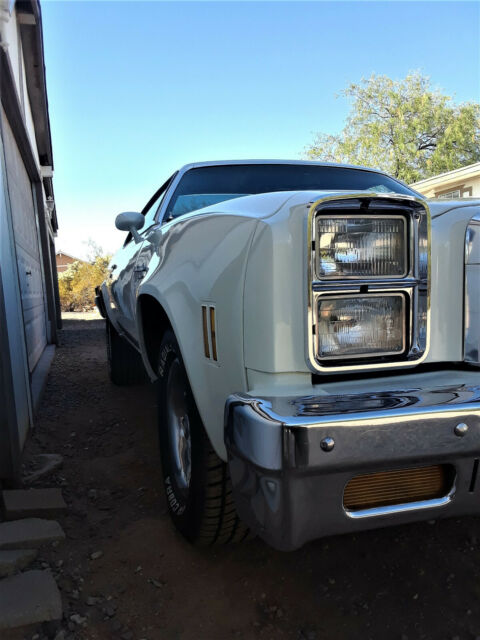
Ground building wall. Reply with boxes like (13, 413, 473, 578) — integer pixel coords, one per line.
(56, 252, 83, 273)
(3, 108, 48, 370)
(2, 4, 41, 171)
(411, 164, 480, 199)
(0, 0, 59, 480)
(0, 125, 32, 468)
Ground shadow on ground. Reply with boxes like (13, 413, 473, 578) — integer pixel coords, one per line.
(8, 318, 480, 639)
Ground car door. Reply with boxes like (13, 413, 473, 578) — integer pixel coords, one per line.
(107, 175, 175, 341)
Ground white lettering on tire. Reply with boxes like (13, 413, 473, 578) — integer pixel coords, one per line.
(164, 475, 185, 515)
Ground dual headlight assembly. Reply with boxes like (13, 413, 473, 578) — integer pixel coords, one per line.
(308, 197, 430, 372)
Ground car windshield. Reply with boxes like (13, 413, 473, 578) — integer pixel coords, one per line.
(165, 164, 419, 218)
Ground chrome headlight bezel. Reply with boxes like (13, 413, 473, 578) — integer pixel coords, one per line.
(306, 193, 430, 374)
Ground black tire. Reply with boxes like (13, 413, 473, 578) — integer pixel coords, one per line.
(106, 318, 147, 386)
(157, 330, 249, 545)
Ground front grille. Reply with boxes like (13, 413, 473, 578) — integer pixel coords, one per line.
(343, 465, 453, 512)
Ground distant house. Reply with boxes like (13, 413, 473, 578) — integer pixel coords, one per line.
(56, 250, 85, 273)
(411, 162, 480, 199)
(0, 0, 60, 481)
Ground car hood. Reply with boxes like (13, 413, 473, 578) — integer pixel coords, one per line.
(427, 198, 480, 219)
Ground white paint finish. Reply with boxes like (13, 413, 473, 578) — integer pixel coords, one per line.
(1, 6, 43, 173)
(108, 238, 145, 337)
(247, 367, 480, 400)
(134, 214, 258, 457)
(2, 112, 46, 371)
(1, 8, 21, 99)
(428, 199, 480, 219)
(243, 195, 316, 373)
(0, 108, 32, 448)
(427, 204, 480, 362)
(243, 193, 480, 374)
(104, 164, 480, 461)
(21, 53, 40, 169)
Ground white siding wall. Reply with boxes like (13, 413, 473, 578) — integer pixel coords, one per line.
(2, 109, 47, 370)
(0, 118, 32, 448)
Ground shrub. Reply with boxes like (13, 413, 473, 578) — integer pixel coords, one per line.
(58, 254, 110, 312)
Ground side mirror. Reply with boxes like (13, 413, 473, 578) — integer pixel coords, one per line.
(115, 211, 144, 244)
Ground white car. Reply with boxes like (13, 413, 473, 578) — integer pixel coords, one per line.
(97, 160, 480, 550)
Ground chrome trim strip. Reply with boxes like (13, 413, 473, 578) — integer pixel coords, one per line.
(312, 277, 420, 290)
(345, 493, 453, 519)
(464, 214, 480, 366)
(238, 382, 480, 427)
(306, 193, 431, 374)
(465, 214, 480, 264)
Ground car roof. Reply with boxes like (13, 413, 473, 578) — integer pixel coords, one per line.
(180, 159, 388, 175)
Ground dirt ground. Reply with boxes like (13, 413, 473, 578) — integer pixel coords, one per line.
(7, 317, 480, 640)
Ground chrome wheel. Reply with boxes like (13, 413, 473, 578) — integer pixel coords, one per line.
(166, 358, 192, 491)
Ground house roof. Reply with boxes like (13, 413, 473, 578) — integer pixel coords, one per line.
(56, 250, 83, 262)
(411, 162, 480, 189)
(15, 0, 58, 233)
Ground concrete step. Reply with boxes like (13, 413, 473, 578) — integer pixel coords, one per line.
(0, 518, 65, 550)
(0, 549, 37, 578)
(0, 570, 62, 629)
(2, 488, 67, 520)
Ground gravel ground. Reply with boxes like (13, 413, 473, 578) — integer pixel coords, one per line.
(7, 317, 480, 639)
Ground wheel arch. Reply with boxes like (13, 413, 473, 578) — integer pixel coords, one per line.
(137, 293, 173, 380)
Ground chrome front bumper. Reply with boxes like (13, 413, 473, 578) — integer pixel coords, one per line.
(224, 382, 480, 550)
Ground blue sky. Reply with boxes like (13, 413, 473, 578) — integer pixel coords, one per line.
(41, 0, 480, 258)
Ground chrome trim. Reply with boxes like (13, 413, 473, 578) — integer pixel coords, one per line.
(225, 381, 480, 550)
(230, 382, 480, 427)
(306, 193, 431, 374)
(345, 493, 453, 519)
(465, 215, 480, 366)
(314, 291, 407, 361)
(465, 214, 480, 264)
(314, 213, 408, 280)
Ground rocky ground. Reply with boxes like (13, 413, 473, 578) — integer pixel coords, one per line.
(4, 316, 480, 640)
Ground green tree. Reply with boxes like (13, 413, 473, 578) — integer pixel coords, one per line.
(305, 72, 480, 184)
(58, 245, 111, 312)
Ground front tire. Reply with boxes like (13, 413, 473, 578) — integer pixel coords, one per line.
(157, 330, 249, 545)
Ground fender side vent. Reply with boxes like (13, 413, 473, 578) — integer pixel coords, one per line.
(202, 306, 210, 358)
(344, 464, 454, 512)
(209, 307, 218, 361)
(202, 305, 218, 362)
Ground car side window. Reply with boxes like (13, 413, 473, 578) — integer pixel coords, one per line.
(139, 190, 167, 234)
(123, 173, 177, 246)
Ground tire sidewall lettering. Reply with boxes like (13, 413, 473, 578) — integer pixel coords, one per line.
(158, 343, 175, 379)
(164, 475, 186, 516)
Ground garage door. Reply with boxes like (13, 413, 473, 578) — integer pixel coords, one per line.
(2, 109, 47, 371)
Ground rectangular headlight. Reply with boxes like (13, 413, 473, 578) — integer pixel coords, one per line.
(317, 294, 406, 360)
(316, 215, 407, 279)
